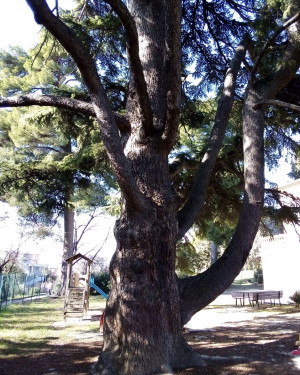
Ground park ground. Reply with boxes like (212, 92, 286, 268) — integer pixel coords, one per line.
(0, 291, 300, 375)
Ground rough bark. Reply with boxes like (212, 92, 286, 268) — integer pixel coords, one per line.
(94, 148, 205, 374)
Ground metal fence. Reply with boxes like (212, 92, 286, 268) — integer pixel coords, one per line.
(0, 273, 48, 310)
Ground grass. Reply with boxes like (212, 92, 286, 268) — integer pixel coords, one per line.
(0, 295, 106, 358)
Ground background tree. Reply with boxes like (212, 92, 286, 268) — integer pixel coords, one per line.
(0, 38, 116, 293)
(0, 248, 21, 274)
(0, 0, 300, 374)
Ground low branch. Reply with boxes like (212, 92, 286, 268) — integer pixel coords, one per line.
(0, 94, 130, 132)
(0, 93, 95, 115)
(254, 99, 300, 112)
(177, 33, 251, 239)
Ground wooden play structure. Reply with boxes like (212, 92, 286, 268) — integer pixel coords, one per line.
(63, 253, 92, 319)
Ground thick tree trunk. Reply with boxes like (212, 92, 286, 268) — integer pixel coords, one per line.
(93, 151, 204, 374)
(18, 1, 300, 374)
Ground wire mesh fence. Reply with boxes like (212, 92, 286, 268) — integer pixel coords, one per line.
(0, 273, 49, 310)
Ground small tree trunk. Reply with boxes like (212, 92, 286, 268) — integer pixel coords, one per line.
(59, 202, 75, 295)
(58, 139, 75, 296)
(210, 241, 218, 265)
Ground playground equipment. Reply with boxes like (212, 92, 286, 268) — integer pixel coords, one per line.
(90, 276, 108, 332)
(63, 253, 92, 319)
(63, 253, 109, 320)
(90, 276, 108, 299)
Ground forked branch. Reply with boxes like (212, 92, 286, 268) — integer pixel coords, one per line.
(251, 11, 300, 80)
(254, 99, 300, 113)
(25, 0, 148, 212)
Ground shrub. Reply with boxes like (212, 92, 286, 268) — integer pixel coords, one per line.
(254, 268, 263, 284)
(289, 290, 300, 307)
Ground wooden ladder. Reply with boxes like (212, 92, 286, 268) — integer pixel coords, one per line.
(64, 287, 87, 319)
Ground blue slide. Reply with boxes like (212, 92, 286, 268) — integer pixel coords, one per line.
(90, 277, 109, 299)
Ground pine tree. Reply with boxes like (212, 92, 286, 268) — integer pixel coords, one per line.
(0, 0, 299, 373)
(0, 37, 115, 293)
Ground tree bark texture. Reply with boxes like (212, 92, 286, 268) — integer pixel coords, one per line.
(95, 149, 204, 374)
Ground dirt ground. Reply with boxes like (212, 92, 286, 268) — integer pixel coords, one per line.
(1, 303, 300, 375)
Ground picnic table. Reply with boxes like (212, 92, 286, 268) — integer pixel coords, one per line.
(231, 290, 283, 307)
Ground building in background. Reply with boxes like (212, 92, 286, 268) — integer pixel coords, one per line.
(261, 178, 300, 303)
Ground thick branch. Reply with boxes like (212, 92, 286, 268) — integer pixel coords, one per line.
(255, 99, 300, 112)
(0, 94, 130, 132)
(25, 0, 148, 212)
(251, 11, 300, 79)
(178, 4, 300, 323)
(177, 34, 251, 239)
(102, 0, 153, 136)
(169, 155, 197, 179)
(162, 0, 182, 150)
(256, 10, 300, 98)
(179, 86, 265, 325)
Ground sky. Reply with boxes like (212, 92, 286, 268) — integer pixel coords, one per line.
(0, 1, 76, 50)
(0, 1, 296, 270)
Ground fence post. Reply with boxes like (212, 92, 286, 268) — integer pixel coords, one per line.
(31, 275, 35, 301)
(22, 274, 27, 302)
(11, 273, 16, 300)
(0, 273, 3, 311)
(7, 274, 11, 305)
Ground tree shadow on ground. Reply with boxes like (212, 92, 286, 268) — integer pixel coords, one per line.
(176, 311, 300, 375)
(1, 305, 299, 375)
(0, 339, 102, 375)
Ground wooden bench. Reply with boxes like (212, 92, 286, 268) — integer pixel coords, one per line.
(249, 291, 283, 307)
(231, 290, 283, 307)
(231, 291, 247, 306)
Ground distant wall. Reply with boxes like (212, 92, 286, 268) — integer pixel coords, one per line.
(261, 235, 300, 302)
(261, 233, 300, 303)
(261, 178, 300, 303)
